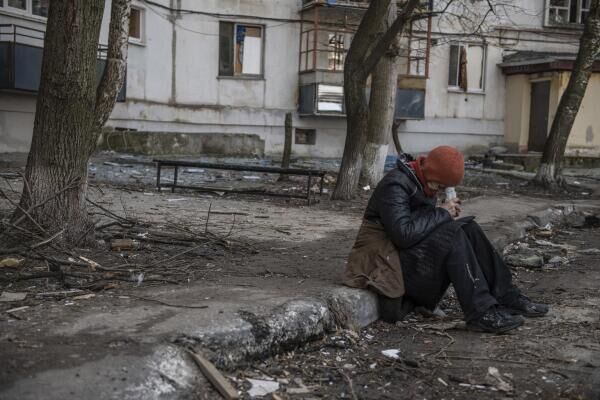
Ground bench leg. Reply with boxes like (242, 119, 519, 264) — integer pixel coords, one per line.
(307, 173, 312, 206)
(156, 164, 162, 190)
(172, 166, 178, 193)
(319, 175, 324, 195)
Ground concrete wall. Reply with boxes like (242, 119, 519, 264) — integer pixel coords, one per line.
(503, 72, 600, 154)
(560, 73, 600, 154)
(0, 0, 595, 158)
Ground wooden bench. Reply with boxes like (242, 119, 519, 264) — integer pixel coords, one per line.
(153, 159, 328, 205)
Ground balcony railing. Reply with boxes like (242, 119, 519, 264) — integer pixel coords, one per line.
(0, 24, 125, 100)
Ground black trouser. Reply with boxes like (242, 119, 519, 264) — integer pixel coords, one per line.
(381, 221, 521, 322)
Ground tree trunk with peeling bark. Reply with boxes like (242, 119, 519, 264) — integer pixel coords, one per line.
(533, 0, 600, 188)
(360, 1, 401, 188)
(15, 0, 131, 242)
(332, 0, 420, 200)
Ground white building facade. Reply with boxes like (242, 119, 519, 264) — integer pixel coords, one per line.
(0, 0, 595, 158)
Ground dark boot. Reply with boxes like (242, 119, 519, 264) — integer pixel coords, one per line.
(379, 295, 415, 323)
(500, 294, 549, 317)
(467, 306, 524, 334)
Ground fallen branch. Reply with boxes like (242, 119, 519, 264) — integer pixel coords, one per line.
(128, 295, 208, 309)
(187, 350, 239, 400)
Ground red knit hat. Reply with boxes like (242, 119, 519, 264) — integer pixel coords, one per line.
(422, 146, 464, 187)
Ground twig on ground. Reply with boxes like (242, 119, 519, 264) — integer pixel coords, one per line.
(205, 202, 212, 234)
(127, 294, 208, 309)
(339, 369, 358, 400)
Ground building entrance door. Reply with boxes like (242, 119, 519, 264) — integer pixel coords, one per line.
(528, 81, 551, 152)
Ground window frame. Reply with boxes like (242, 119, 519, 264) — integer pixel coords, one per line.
(128, 5, 145, 45)
(218, 21, 265, 79)
(0, 0, 48, 20)
(545, 0, 589, 27)
(447, 42, 487, 94)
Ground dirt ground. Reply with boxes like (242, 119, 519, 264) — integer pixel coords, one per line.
(231, 227, 600, 400)
(1, 153, 599, 399)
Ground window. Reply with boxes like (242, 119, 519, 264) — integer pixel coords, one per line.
(219, 22, 264, 77)
(328, 33, 345, 71)
(317, 84, 343, 113)
(547, 0, 590, 25)
(298, 83, 344, 115)
(7, 0, 25, 10)
(1, 0, 48, 16)
(32, 0, 48, 17)
(129, 7, 143, 42)
(295, 128, 316, 145)
(448, 43, 486, 92)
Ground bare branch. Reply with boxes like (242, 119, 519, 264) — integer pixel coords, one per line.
(94, 0, 131, 134)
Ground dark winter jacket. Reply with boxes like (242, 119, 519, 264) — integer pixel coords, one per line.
(343, 158, 453, 298)
(363, 159, 452, 249)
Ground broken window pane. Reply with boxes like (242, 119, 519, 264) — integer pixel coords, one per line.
(295, 129, 317, 145)
(129, 8, 142, 40)
(317, 84, 343, 113)
(7, 0, 26, 10)
(467, 45, 484, 90)
(448, 44, 459, 87)
(219, 22, 234, 76)
(32, 0, 49, 17)
(235, 25, 263, 75)
(328, 33, 345, 71)
(548, 0, 571, 24)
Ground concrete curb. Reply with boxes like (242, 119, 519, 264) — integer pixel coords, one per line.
(175, 204, 579, 372)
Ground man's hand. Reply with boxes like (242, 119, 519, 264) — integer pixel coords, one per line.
(440, 198, 462, 218)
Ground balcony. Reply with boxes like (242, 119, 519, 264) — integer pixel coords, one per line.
(297, 1, 431, 119)
(0, 24, 125, 100)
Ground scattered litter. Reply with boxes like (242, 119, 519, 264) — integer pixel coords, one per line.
(166, 198, 189, 202)
(437, 377, 449, 386)
(0, 292, 27, 302)
(184, 168, 205, 173)
(535, 229, 554, 238)
(103, 161, 120, 166)
(0, 258, 23, 268)
(504, 254, 544, 268)
(362, 185, 371, 191)
(535, 240, 577, 251)
(548, 256, 569, 265)
(381, 349, 401, 359)
(243, 176, 261, 180)
(111, 238, 137, 251)
(364, 334, 374, 340)
(79, 256, 100, 271)
(72, 293, 96, 301)
(579, 248, 600, 254)
(142, 192, 154, 196)
(247, 378, 279, 397)
(458, 383, 489, 390)
(287, 378, 311, 394)
(6, 306, 29, 313)
(573, 181, 581, 185)
(369, 363, 377, 369)
(486, 367, 513, 392)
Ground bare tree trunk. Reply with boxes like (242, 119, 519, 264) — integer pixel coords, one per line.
(533, 0, 600, 188)
(360, 1, 401, 187)
(15, 0, 131, 241)
(278, 112, 293, 181)
(332, 0, 420, 200)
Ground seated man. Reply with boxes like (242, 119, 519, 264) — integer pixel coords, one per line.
(343, 146, 548, 333)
